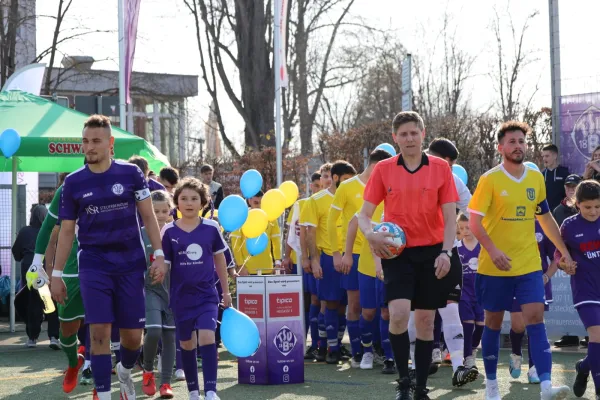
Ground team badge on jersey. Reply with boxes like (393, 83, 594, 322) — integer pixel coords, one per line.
(526, 188, 535, 201)
(112, 183, 124, 195)
(273, 326, 297, 357)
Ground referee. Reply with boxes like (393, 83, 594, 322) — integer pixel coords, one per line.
(358, 111, 459, 400)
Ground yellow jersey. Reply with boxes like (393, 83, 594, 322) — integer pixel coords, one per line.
(299, 189, 342, 256)
(286, 198, 308, 265)
(357, 203, 384, 277)
(230, 218, 282, 275)
(467, 164, 549, 277)
(328, 175, 366, 255)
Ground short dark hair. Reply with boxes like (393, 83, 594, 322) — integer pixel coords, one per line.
(173, 177, 209, 208)
(497, 121, 530, 143)
(457, 212, 469, 223)
(58, 173, 68, 186)
(575, 180, 600, 204)
(542, 144, 558, 154)
(159, 166, 180, 186)
(392, 111, 425, 133)
(311, 172, 321, 182)
(128, 155, 149, 176)
(319, 163, 332, 174)
(200, 164, 214, 174)
(83, 114, 111, 130)
(151, 190, 174, 208)
(428, 138, 459, 161)
(331, 160, 357, 179)
(369, 149, 393, 164)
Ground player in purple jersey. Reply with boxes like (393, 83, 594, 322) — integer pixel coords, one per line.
(52, 115, 168, 400)
(456, 213, 485, 370)
(161, 178, 232, 400)
(555, 180, 600, 399)
(129, 155, 167, 192)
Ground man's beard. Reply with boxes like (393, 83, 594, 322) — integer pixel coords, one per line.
(505, 152, 524, 164)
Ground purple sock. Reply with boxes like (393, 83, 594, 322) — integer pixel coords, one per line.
(85, 327, 91, 361)
(120, 345, 141, 370)
(580, 356, 590, 374)
(91, 354, 112, 393)
(181, 347, 200, 393)
(77, 323, 87, 345)
(433, 312, 442, 349)
(588, 342, 600, 391)
(472, 324, 484, 350)
(176, 329, 183, 369)
(462, 322, 474, 357)
(199, 344, 217, 394)
(111, 326, 121, 363)
(510, 329, 525, 356)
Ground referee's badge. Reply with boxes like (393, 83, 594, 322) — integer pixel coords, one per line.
(526, 188, 535, 201)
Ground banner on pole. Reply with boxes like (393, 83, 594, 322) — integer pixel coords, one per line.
(275, 0, 289, 88)
(401, 54, 412, 111)
(124, 0, 142, 104)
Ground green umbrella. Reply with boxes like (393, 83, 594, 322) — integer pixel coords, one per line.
(0, 90, 170, 172)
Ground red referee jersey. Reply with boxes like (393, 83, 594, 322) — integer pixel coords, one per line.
(363, 153, 458, 248)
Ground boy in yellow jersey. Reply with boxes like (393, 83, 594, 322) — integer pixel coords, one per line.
(231, 191, 282, 275)
(328, 149, 393, 369)
(302, 160, 356, 364)
(468, 121, 574, 400)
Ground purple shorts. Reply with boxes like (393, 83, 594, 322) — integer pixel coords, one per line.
(79, 270, 145, 329)
(509, 298, 550, 313)
(176, 306, 219, 341)
(459, 299, 484, 322)
(576, 304, 600, 330)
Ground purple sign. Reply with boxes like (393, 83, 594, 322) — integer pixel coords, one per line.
(560, 93, 600, 175)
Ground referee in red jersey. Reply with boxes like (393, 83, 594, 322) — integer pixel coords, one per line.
(358, 111, 459, 400)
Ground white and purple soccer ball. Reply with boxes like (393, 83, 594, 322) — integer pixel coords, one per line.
(373, 222, 406, 259)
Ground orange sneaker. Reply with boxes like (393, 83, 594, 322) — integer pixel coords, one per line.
(92, 389, 99, 400)
(159, 383, 174, 399)
(142, 371, 156, 396)
(78, 345, 86, 356)
(63, 354, 85, 393)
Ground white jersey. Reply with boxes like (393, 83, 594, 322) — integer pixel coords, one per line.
(453, 173, 472, 216)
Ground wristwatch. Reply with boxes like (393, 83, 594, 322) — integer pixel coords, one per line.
(441, 249, 452, 258)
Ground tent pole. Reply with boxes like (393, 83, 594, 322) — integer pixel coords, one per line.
(9, 157, 17, 332)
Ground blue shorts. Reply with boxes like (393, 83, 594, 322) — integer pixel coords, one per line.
(459, 299, 484, 322)
(318, 253, 345, 302)
(476, 271, 545, 312)
(292, 264, 319, 296)
(376, 278, 387, 309)
(341, 254, 360, 291)
(509, 298, 550, 313)
(358, 272, 378, 309)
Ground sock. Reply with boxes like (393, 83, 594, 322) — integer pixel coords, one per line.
(309, 305, 320, 349)
(160, 329, 176, 385)
(415, 339, 434, 388)
(526, 323, 552, 383)
(373, 307, 381, 346)
(407, 312, 416, 369)
(318, 312, 326, 349)
(304, 293, 311, 337)
(120, 345, 141, 370)
(111, 326, 121, 363)
(181, 347, 200, 393)
(472, 324, 484, 350)
(199, 344, 217, 394)
(77, 323, 87, 347)
(527, 336, 534, 368)
(482, 327, 501, 380)
(580, 356, 590, 374)
(438, 303, 464, 372)
(510, 329, 525, 356)
(83, 360, 91, 370)
(389, 331, 410, 379)
(60, 332, 79, 368)
(85, 328, 91, 362)
(588, 342, 600, 391)
(433, 312, 442, 349)
(462, 322, 474, 358)
(96, 391, 111, 400)
(337, 313, 346, 346)
(380, 317, 393, 360)
(359, 315, 374, 354)
(325, 308, 339, 351)
(91, 354, 112, 393)
(348, 319, 361, 355)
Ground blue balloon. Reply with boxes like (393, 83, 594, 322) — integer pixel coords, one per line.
(221, 308, 261, 357)
(452, 164, 468, 185)
(246, 232, 268, 256)
(0, 128, 21, 158)
(240, 169, 263, 199)
(218, 195, 249, 232)
(375, 143, 397, 156)
(524, 161, 540, 172)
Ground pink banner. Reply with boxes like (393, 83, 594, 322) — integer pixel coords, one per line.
(124, 0, 142, 104)
(276, 0, 288, 88)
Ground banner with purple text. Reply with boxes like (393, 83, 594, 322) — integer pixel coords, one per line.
(560, 93, 600, 175)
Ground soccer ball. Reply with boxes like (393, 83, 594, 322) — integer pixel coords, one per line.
(373, 222, 406, 259)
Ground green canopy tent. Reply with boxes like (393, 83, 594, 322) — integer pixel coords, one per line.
(0, 90, 170, 332)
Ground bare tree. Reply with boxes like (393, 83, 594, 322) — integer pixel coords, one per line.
(0, 0, 21, 86)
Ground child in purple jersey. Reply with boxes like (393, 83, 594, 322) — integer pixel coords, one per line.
(456, 213, 485, 370)
(555, 180, 600, 399)
(161, 178, 232, 400)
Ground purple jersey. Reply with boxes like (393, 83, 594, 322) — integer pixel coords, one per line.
(535, 220, 555, 302)
(161, 218, 227, 319)
(457, 240, 480, 302)
(558, 214, 600, 307)
(59, 160, 151, 274)
(148, 178, 166, 192)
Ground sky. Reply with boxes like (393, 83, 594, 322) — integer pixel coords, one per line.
(35, 0, 600, 151)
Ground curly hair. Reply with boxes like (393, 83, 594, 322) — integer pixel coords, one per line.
(173, 177, 209, 208)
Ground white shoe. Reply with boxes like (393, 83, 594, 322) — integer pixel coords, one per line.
(528, 366, 540, 384)
(464, 355, 476, 369)
(189, 390, 202, 400)
(117, 362, 136, 400)
(175, 369, 186, 381)
(540, 385, 570, 400)
(26, 339, 37, 348)
(49, 337, 60, 350)
(509, 353, 522, 378)
(485, 380, 501, 400)
(432, 348, 442, 364)
(472, 347, 479, 360)
(360, 352, 374, 370)
(350, 355, 361, 369)
(206, 391, 220, 400)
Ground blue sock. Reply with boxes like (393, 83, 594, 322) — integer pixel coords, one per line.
(482, 327, 501, 380)
(325, 308, 339, 351)
(309, 305, 320, 349)
(337, 313, 346, 346)
(527, 336, 534, 368)
(199, 344, 217, 394)
(347, 319, 361, 355)
(181, 347, 199, 393)
(373, 307, 381, 346)
(588, 342, 600, 390)
(91, 354, 112, 393)
(380, 317, 393, 359)
(526, 323, 552, 383)
(318, 312, 326, 349)
(120, 345, 141, 370)
(462, 322, 474, 357)
(359, 315, 375, 354)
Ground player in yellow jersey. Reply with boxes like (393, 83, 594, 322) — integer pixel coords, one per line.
(231, 191, 282, 275)
(468, 121, 574, 400)
(328, 149, 393, 369)
(301, 160, 356, 364)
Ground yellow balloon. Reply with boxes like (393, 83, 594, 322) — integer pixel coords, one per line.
(279, 181, 299, 208)
(261, 189, 286, 221)
(242, 208, 269, 238)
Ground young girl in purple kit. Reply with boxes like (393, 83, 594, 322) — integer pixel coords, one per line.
(161, 177, 232, 400)
(555, 180, 600, 399)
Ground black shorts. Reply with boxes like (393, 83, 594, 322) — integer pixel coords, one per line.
(381, 243, 457, 310)
(445, 247, 463, 303)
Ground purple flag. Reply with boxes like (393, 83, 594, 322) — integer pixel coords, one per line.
(124, 0, 142, 104)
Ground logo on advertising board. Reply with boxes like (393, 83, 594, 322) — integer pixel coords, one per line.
(269, 292, 300, 318)
(238, 294, 264, 319)
(273, 325, 297, 357)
